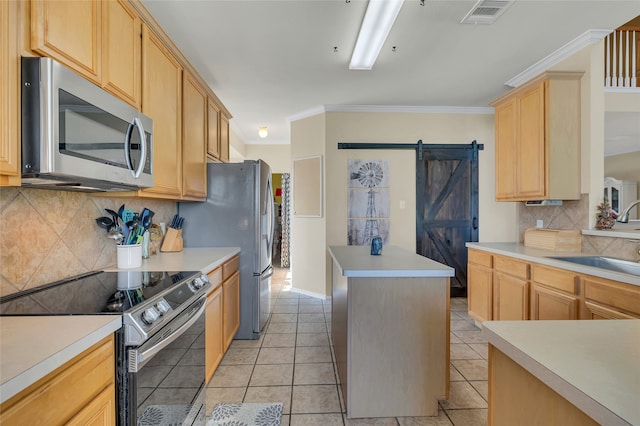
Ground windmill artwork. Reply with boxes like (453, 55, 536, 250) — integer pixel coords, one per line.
(347, 160, 390, 246)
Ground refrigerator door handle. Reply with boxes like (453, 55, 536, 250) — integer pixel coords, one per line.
(261, 265, 274, 279)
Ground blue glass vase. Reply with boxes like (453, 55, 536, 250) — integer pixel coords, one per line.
(370, 236, 383, 255)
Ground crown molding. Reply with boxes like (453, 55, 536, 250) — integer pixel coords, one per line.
(288, 104, 493, 122)
(505, 29, 612, 88)
(287, 106, 326, 123)
(323, 104, 494, 114)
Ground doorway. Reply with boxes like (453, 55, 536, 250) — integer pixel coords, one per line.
(416, 143, 479, 297)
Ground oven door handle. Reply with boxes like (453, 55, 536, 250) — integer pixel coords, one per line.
(129, 298, 206, 372)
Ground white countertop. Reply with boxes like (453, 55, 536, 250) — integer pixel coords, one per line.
(105, 246, 240, 273)
(0, 247, 239, 405)
(483, 320, 640, 426)
(466, 242, 640, 286)
(0, 316, 121, 404)
(328, 245, 454, 278)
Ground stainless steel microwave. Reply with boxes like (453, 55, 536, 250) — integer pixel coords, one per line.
(21, 57, 153, 192)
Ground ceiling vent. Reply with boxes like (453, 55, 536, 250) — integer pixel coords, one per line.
(460, 0, 513, 25)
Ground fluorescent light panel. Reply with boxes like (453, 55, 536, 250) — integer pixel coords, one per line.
(349, 0, 405, 70)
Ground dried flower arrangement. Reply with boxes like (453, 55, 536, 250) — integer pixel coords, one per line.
(595, 198, 617, 230)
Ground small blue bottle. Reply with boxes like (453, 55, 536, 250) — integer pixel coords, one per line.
(370, 236, 383, 255)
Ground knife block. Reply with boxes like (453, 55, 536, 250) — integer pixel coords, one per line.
(161, 228, 183, 252)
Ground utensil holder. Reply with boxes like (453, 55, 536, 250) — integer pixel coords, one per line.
(117, 244, 142, 269)
(161, 228, 183, 252)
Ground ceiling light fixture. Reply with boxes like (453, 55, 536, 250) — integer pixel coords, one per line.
(258, 126, 268, 138)
(349, 0, 405, 70)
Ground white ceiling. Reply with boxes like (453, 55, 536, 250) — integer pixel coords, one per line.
(141, 0, 639, 146)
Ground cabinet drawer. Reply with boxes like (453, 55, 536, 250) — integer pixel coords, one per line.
(0, 335, 114, 425)
(207, 267, 222, 290)
(494, 255, 529, 279)
(583, 276, 640, 316)
(222, 255, 240, 281)
(469, 249, 493, 268)
(584, 300, 640, 320)
(532, 264, 577, 294)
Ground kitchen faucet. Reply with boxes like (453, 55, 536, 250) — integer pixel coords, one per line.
(617, 200, 640, 223)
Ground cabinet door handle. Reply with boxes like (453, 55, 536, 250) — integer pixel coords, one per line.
(472, 217, 478, 230)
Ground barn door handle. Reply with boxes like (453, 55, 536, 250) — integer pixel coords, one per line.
(472, 217, 478, 230)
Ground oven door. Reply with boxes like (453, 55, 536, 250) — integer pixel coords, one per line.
(127, 297, 207, 425)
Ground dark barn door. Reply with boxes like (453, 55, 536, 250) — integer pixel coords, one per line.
(416, 143, 479, 297)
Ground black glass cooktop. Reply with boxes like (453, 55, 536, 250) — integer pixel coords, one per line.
(0, 270, 199, 315)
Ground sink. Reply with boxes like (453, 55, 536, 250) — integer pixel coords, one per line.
(548, 256, 640, 276)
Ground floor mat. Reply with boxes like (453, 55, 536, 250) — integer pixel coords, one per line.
(207, 402, 283, 426)
(137, 404, 197, 425)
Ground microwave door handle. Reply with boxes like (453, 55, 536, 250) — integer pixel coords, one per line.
(124, 122, 134, 171)
(131, 117, 147, 179)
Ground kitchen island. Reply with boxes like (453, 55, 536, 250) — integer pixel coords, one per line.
(484, 320, 640, 426)
(328, 245, 455, 419)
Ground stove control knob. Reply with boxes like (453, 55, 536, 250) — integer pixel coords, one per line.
(200, 274, 210, 284)
(155, 300, 170, 315)
(192, 277, 204, 289)
(141, 307, 160, 325)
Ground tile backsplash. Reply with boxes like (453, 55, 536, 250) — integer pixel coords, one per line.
(518, 193, 639, 261)
(0, 187, 176, 297)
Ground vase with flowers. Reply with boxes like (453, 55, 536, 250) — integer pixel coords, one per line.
(595, 198, 617, 230)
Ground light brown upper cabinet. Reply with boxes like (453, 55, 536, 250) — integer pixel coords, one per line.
(182, 72, 207, 200)
(140, 24, 183, 199)
(207, 99, 221, 161)
(31, 0, 141, 108)
(491, 71, 583, 201)
(1, 1, 21, 186)
(101, 0, 141, 108)
(31, 0, 101, 81)
(220, 113, 230, 163)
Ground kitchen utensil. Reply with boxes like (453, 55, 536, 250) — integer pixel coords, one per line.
(105, 208, 120, 228)
(122, 209, 135, 224)
(122, 220, 132, 244)
(107, 229, 124, 244)
(96, 216, 114, 230)
(170, 214, 179, 228)
(140, 208, 155, 232)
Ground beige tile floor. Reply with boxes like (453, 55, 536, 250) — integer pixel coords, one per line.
(205, 267, 489, 426)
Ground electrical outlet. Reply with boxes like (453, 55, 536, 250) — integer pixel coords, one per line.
(400, 200, 406, 209)
(536, 219, 544, 228)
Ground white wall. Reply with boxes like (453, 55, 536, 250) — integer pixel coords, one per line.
(244, 144, 291, 173)
(290, 110, 518, 297)
(229, 127, 246, 162)
(290, 114, 327, 297)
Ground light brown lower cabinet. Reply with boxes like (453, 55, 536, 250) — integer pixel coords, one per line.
(0, 335, 115, 425)
(468, 249, 493, 323)
(530, 282, 579, 320)
(488, 344, 598, 426)
(205, 254, 241, 381)
(223, 270, 240, 351)
(493, 256, 530, 320)
(467, 248, 639, 323)
(582, 275, 640, 319)
(205, 284, 224, 383)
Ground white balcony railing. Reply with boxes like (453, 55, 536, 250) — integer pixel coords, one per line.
(605, 29, 639, 88)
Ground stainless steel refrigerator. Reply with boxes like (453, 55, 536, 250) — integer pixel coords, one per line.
(179, 160, 275, 339)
